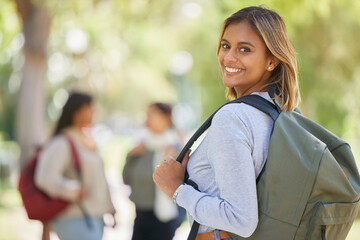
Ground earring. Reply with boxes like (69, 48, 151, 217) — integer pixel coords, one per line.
(268, 66, 272, 70)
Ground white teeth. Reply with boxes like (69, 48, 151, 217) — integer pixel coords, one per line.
(225, 66, 242, 73)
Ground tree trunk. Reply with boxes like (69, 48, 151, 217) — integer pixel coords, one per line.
(14, 0, 50, 167)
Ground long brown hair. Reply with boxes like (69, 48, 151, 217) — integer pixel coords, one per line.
(217, 6, 300, 111)
(54, 92, 93, 136)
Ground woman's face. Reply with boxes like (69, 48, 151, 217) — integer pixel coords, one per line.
(218, 21, 276, 97)
(145, 106, 171, 134)
(74, 103, 94, 128)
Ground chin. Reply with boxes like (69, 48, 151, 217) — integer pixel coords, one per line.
(222, 79, 238, 88)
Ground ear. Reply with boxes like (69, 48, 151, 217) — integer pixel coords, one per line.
(267, 56, 280, 71)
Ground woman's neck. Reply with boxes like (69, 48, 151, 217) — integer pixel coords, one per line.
(65, 126, 97, 151)
(65, 126, 84, 136)
(150, 127, 171, 135)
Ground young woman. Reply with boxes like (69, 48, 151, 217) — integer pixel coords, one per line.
(153, 6, 300, 240)
(123, 103, 185, 240)
(35, 92, 116, 240)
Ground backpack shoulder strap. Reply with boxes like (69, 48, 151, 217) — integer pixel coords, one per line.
(176, 95, 279, 165)
(63, 135, 94, 229)
(233, 95, 280, 121)
(64, 136, 81, 173)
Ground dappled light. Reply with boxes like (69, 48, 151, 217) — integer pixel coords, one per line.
(1, 0, 360, 239)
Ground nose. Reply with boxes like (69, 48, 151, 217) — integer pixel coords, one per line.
(223, 49, 237, 63)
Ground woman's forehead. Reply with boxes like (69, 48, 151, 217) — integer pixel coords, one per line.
(222, 21, 263, 46)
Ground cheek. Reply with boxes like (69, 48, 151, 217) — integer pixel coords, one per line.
(217, 53, 225, 66)
(146, 117, 154, 128)
(88, 111, 94, 121)
(82, 114, 91, 124)
(86, 108, 93, 117)
(155, 116, 166, 127)
(243, 55, 265, 70)
(146, 116, 160, 130)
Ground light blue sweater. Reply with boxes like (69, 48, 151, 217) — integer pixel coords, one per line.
(175, 92, 274, 237)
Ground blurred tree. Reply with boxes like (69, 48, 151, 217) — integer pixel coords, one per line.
(13, 0, 50, 166)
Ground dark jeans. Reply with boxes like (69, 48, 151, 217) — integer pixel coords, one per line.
(132, 208, 186, 240)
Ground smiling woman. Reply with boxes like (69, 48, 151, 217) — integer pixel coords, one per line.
(153, 6, 301, 240)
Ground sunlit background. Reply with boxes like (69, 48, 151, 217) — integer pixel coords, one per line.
(1, 0, 360, 239)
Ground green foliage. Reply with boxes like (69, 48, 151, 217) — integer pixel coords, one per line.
(289, 0, 360, 138)
(0, 0, 359, 146)
(0, 0, 22, 139)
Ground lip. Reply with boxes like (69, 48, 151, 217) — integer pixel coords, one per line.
(224, 66, 244, 76)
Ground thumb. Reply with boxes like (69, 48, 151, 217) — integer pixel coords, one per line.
(181, 149, 191, 168)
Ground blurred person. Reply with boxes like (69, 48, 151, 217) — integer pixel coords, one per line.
(123, 103, 185, 240)
(153, 6, 302, 240)
(35, 92, 116, 240)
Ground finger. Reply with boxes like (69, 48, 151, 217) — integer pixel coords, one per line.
(160, 160, 167, 167)
(165, 155, 178, 167)
(152, 171, 158, 183)
(162, 160, 170, 167)
(153, 167, 164, 179)
(112, 217, 117, 228)
(181, 149, 191, 167)
(167, 155, 176, 161)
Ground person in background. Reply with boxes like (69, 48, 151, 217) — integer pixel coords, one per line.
(35, 92, 116, 240)
(123, 103, 185, 240)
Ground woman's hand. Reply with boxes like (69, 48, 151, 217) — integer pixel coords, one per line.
(104, 211, 117, 228)
(153, 150, 191, 198)
(78, 186, 89, 200)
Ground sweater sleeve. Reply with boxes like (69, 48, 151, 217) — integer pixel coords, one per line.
(35, 137, 82, 202)
(176, 108, 258, 237)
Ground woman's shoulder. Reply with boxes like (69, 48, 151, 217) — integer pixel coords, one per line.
(213, 99, 273, 132)
(38, 135, 71, 164)
(50, 134, 68, 144)
(215, 102, 267, 121)
(43, 135, 70, 152)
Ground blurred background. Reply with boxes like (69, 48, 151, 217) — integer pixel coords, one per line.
(1, 0, 360, 239)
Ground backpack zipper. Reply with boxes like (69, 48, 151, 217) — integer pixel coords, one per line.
(321, 225, 326, 240)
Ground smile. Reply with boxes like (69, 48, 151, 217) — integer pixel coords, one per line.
(225, 66, 243, 73)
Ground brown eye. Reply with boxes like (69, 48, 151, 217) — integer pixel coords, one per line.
(239, 47, 250, 52)
(221, 43, 230, 49)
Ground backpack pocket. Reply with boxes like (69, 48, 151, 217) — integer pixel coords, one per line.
(305, 201, 359, 240)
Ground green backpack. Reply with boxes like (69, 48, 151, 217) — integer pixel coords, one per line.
(179, 93, 360, 240)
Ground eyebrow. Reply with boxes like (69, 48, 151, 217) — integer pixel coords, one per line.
(221, 38, 255, 48)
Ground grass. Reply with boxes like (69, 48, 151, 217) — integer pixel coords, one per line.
(0, 188, 38, 240)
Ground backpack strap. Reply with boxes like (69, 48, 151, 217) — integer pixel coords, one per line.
(63, 135, 94, 229)
(65, 136, 81, 174)
(177, 95, 279, 240)
(233, 95, 280, 121)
